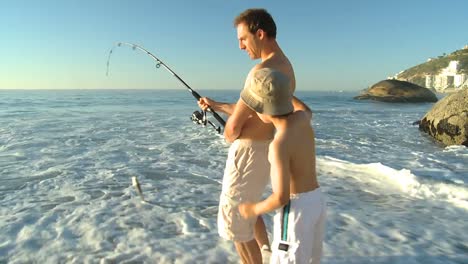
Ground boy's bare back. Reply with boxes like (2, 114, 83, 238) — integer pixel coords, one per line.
(270, 110, 319, 194)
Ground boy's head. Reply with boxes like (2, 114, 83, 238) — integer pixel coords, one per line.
(241, 68, 293, 117)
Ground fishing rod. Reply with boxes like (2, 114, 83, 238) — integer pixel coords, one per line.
(106, 42, 225, 133)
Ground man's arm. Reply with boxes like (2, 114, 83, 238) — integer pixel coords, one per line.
(292, 96, 312, 119)
(198, 97, 236, 116)
(223, 98, 253, 143)
(238, 142, 290, 218)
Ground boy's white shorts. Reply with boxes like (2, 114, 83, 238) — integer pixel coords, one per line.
(271, 188, 326, 264)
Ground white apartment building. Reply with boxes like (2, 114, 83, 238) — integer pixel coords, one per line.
(425, 60, 467, 92)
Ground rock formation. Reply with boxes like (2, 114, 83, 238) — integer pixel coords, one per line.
(354, 80, 438, 103)
(419, 88, 468, 146)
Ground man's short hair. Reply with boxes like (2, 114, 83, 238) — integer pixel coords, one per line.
(234, 8, 277, 39)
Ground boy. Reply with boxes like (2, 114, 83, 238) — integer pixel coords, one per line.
(238, 68, 326, 264)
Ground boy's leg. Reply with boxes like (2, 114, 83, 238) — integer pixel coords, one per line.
(254, 215, 270, 250)
(291, 189, 326, 264)
(311, 205, 326, 264)
(234, 239, 262, 264)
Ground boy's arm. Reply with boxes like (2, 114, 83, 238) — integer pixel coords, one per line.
(238, 142, 290, 218)
(223, 98, 253, 143)
(292, 96, 312, 119)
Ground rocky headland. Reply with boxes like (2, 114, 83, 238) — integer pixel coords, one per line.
(354, 79, 438, 103)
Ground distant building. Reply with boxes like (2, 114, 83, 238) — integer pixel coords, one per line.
(425, 60, 467, 92)
(464, 45, 468, 50)
(388, 70, 404, 80)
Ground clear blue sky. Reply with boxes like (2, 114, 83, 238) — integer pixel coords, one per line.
(1, 0, 467, 91)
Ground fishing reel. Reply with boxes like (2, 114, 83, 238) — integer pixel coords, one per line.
(191, 110, 221, 134)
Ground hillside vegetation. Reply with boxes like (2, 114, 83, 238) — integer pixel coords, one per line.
(396, 48, 468, 87)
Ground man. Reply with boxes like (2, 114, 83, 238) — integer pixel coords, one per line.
(238, 69, 326, 264)
(198, 8, 310, 263)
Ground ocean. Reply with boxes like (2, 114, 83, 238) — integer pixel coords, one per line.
(0, 89, 466, 263)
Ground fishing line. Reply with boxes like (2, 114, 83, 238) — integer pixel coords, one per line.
(107, 43, 228, 204)
(131, 175, 225, 206)
(106, 42, 225, 133)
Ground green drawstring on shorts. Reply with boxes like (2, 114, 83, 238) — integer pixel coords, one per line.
(281, 201, 291, 241)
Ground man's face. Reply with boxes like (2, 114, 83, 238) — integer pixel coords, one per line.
(236, 23, 261, 60)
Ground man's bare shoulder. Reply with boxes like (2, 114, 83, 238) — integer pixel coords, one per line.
(248, 64, 265, 74)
